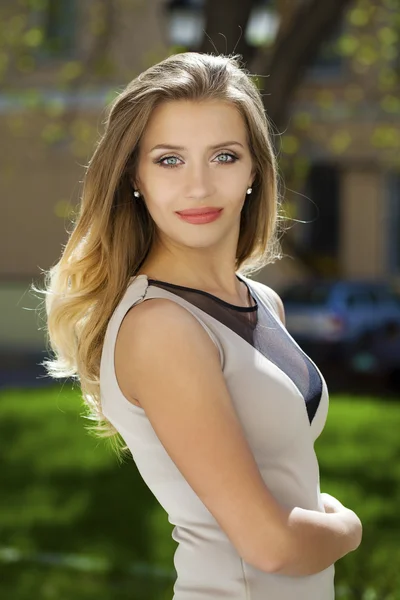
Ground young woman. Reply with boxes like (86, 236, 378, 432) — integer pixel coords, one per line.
(42, 52, 362, 599)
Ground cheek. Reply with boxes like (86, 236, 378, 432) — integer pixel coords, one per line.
(221, 174, 247, 200)
(142, 187, 177, 217)
(218, 162, 250, 186)
(142, 165, 181, 196)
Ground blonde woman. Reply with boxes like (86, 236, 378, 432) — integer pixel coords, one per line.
(42, 52, 362, 599)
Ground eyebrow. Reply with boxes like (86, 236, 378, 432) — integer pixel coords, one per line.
(148, 141, 244, 153)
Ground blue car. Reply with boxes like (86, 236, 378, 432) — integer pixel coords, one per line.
(280, 279, 400, 364)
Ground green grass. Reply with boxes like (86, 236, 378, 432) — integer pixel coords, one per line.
(1, 385, 400, 599)
(315, 396, 400, 599)
(0, 385, 176, 599)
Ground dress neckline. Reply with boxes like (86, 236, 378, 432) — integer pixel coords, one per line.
(142, 273, 258, 313)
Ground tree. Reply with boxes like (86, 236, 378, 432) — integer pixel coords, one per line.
(197, 0, 354, 275)
(200, 0, 400, 276)
(2, 0, 400, 276)
(199, 0, 354, 132)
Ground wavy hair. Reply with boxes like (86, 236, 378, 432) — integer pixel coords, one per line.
(36, 52, 283, 454)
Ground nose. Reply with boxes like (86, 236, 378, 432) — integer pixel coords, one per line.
(184, 160, 214, 200)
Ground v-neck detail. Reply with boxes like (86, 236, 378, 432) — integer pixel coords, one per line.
(140, 274, 324, 425)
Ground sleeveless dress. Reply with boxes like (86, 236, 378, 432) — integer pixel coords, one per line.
(99, 272, 335, 599)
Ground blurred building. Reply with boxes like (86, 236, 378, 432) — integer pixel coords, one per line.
(1, 0, 400, 356)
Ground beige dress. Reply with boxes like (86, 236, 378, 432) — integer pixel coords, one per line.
(100, 272, 335, 599)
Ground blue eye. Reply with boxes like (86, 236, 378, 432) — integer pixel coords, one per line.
(156, 152, 238, 169)
(159, 156, 180, 168)
(216, 153, 237, 163)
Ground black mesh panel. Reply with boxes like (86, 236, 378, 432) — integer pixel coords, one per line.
(147, 275, 322, 424)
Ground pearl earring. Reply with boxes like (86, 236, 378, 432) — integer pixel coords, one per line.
(133, 190, 140, 198)
(246, 187, 252, 195)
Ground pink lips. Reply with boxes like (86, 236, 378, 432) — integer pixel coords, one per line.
(176, 208, 223, 224)
(176, 207, 222, 216)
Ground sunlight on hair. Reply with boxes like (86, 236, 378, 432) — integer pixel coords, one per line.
(33, 51, 284, 457)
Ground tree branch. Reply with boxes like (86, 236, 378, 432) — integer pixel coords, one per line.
(198, 0, 257, 65)
(254, 0, 354, 131)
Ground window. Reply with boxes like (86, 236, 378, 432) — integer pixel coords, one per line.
(43, 0, 75, 56)
(297, 163, 340, 271)
(306, 23, 344, 79)
(345, 291, 375, 309)
(30, 0, 77, 61)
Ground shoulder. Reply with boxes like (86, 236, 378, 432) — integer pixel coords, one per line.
(115, 297, 222, 400)
(247, 278, 286, 326)
(120, 297, 221, 355)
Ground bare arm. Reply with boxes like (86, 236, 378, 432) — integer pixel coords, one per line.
(115, 298, 362, 576)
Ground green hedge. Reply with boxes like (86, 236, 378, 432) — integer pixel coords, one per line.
(315, 396, 400, 599)
(1, 386, 399, 599)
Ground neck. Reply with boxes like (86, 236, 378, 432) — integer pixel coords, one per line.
(137, 261, 250, 307)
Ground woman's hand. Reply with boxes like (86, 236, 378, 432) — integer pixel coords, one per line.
(321, 492, 363, 552)
(321, 492, 345, 514)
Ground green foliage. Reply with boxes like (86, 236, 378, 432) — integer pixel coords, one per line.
(1, 562, 173, 600)
(279, 0, 400, 196)
(2, 0, 400, 179)
(1, 386, 400, 598)
(0, 386, 176, 599)
(315, 396, 400, 598)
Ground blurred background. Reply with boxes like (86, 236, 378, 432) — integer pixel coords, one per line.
(1, 0, 400, 598)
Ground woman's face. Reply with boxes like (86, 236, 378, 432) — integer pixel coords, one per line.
(134, 99, 255, 254)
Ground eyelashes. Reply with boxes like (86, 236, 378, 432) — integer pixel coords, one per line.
(155, 152, 239, 169)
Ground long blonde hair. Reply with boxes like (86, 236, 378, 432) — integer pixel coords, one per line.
(36, 52, 283, 453)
